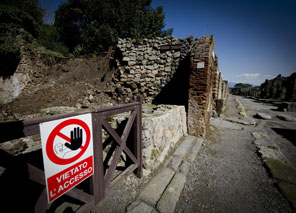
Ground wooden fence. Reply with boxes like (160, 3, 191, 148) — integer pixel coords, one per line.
(0, 97, 142, 212)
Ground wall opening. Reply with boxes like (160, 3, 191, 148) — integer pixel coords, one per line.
(152, 53, 191, 111)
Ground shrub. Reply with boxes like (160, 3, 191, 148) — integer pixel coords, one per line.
(38, 25, 69, 56)
(0, 36, 20, 78)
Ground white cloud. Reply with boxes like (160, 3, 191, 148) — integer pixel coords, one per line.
(237, 73, 260, 79)
(234, 73, 263, 85)
(263, 74, 273, 79)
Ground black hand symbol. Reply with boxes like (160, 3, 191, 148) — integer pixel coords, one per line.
(65, 127, 83, 150)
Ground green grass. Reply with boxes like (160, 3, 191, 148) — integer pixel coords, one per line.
(151, 148, 159, 159)
(106, 115, 116, 122)
(32, 40, 65, 58)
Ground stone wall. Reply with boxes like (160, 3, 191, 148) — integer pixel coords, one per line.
(0, 72, 30, 104)
(222, 80, 229, 100)
(141, 105, 187, 175)
(0, 37, 33, 104)
(110, 36, 194, 103)
(111, 35, 227, 138)
(108, 104, 187, 176)
(260, 73, 296, 101)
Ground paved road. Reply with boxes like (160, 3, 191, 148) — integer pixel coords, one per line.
(175, 95, 293, 212)
(237, 96, 296, 169)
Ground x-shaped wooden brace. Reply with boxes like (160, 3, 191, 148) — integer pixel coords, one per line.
(101, 109, 138, 189)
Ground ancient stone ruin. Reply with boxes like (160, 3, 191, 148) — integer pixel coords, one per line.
(230, 73, 296, 103)
(110, 35, 228, 137)
(260, 73, 296, 101)
(0, 35, 228, 175)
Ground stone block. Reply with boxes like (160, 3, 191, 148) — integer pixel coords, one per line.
(168, 156, 183, 171)
(139, 168, 175, 206)
(164, 67, 171, 72)
(277, 114, 296, 122)
(126, 200, 157, 213)
(178, 160, 191, 175)
(187, 137, 203, 162)
(255, 112, 272, 120)
(173, 136, 196, 158)
(173, 51, 181, 58)
(156, 173, 186, 213)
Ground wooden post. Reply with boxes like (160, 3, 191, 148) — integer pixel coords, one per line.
(34, 188, 48, 213)
(134, 96, 143, 178)
(90, 113, 105, 205)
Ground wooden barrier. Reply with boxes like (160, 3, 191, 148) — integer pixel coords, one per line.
(0, 97, 142, 212)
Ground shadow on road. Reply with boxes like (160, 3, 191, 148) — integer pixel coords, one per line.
(271, 128, 296, 146)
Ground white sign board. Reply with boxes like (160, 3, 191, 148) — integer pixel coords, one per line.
(197, 62, 205, 69)
(40, 113, 94, 203)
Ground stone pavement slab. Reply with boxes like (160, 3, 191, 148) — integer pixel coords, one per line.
(187, 138, 202, 163)
(168, 156, 183, 171)
(178, 160, 191, 175)
(139, 167, 175, 206)
(173, 136, 196, 158)
(255, 112, 272, 120)
(126, 200, 157, 213)
(127, 135, 203, 213)
(156, 173, 186, 213)
(277, 114, 296, 122)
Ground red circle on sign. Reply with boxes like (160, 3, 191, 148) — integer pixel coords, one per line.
(46, 119, 91, 165)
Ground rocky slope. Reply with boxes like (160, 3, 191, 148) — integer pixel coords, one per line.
(0, 41, 114, 121)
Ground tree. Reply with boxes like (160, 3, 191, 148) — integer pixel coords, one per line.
(38, 24, 69, 55)
(234, 83, 253, 88)
(0, 4, 41, 37)
(0, 0, 43, 77)
(0, 34, 20, 78)
(54, 0, 173, 54)
(1, 0, 43, 24)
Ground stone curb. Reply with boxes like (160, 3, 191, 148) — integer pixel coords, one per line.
(156, 173, 186, 213)
(126, 135, 203, 213)
(235, 97, 247, 117)
(251, 131, 296, 209)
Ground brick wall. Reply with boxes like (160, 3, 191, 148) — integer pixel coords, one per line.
(211, 56, 220, 111)
(188, 35, 215, 137)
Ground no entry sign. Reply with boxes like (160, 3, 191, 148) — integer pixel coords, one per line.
(40, 113, 94, 203)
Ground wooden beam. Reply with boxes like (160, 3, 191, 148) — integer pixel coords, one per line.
(160, 44, 182, 51)
(102, 119, 137, 164)
(106, 164, 138, 194)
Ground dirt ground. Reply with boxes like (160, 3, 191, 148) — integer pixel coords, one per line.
(176, 95, 293, 212)
(0, 51, 114, 121)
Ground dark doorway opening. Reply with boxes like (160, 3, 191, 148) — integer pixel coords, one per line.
(152, 54, 191, 111)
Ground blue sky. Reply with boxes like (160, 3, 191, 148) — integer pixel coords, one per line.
(39, 0, 296, 85)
